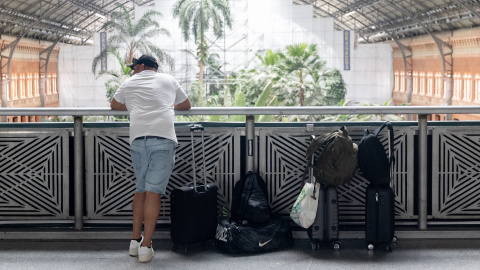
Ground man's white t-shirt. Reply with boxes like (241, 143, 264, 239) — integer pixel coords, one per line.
(113, 70, 188, 144)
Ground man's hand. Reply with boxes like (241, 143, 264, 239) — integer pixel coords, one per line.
(174, 98, 192, 111)
(110, 98, 127, 110)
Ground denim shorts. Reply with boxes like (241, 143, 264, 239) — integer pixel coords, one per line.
(130, 136, 177, 194)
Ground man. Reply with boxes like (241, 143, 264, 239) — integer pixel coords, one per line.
(110, 54, 191, 263)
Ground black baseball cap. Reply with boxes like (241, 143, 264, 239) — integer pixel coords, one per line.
(127, 54, 159, 69)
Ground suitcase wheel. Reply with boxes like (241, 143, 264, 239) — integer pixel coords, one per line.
(367, 244, 375, 250)
(386, 244, 393, 252)
(332, 242, 341, 251)
(392, 236, 398, 243)
(311, 242, 319, 250)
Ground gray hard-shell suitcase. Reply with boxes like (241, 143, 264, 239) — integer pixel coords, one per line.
(170, 124, 218, 254)
(306, 135, 341, 251)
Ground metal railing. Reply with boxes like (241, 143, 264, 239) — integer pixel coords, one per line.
(1, 105, 480, 231)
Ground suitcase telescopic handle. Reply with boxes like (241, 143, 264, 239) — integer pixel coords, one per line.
(310, 135, 316, 169)
(190, 124, 207, 193)
(309, 135, 317, 199)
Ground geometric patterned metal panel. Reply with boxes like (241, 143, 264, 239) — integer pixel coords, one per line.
(258, 124, 414, 224)
(85, 126, 240, 222)
(432, 126, 480, 219)
(85, 128, 133, 220)
(0, 129, 69, 220)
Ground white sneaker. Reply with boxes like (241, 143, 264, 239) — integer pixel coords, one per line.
(138, 244, 154, 263)
(129, 236, 143, 256)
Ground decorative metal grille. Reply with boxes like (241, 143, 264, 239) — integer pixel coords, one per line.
(85, 127, 240, 221)
(85, 128, 133, 219)
(0, 129, 69, 219)
(9, 123, 480, 224)
(258, 125, 414, 222)
(432, 126, 480, 219)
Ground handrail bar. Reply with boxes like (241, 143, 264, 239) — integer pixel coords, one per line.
(0, 106, 479, 116)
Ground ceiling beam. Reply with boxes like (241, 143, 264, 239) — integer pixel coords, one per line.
(453, 0, 480, 18)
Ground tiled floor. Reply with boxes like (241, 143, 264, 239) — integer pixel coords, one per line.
(0, 238, 479, 270)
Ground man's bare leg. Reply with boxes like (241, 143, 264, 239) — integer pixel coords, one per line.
(132, 192, 146, 240)
(142, 191, 161, 247)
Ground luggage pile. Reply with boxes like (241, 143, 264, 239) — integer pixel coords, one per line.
(214, 172, 294, 253)
(170, 123, 398, 255)
(291, 123, 398, 252)
(292, 127, 358, 251)
(171, 124, 293, 255)
(358, 121, 398, 252)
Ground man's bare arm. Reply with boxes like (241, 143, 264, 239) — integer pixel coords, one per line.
(110, 98, 127, 111)
(174, 98, 192, 111)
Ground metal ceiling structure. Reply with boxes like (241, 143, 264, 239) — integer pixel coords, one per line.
(0, 0, 478, 45)
(295, 0, 480, 43)
(0, 0, 154, 114)
(0, 0, 155, 45)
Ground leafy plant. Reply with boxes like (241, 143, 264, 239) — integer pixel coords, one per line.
(92, 3, 173, 75)
(276, 43, 326, 106)
(173, 0, 232, 105)
(99, 49, 132, 103)
(223, 43, 348, 123)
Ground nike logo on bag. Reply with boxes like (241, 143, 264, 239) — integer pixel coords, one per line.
(259, 239, 272, 247)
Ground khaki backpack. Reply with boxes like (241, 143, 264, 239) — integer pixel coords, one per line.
(305, 126, 358, 186)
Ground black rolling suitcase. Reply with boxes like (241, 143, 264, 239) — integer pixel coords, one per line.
(360, 122, 397, 251)
(170, 124, 218, 254)
(365, 183, 396, 251)
(306, 135, 341, 251)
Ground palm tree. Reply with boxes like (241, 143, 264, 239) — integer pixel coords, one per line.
(277, 43, 325, 106)
(92, 4, 173, 75)
(234, 49, 282, 106)
(100, 48, 132, 102)
(172, 0, 232, 105)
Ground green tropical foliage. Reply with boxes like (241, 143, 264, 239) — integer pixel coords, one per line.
(91, 3, 173, 75)
(276, 43, 325, 106)
(173, 0, 232, 105)
(221, 43, 347, 122)
(99, 49, 132, 102)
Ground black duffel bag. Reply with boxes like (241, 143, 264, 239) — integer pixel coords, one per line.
(215, 216, 293, 253)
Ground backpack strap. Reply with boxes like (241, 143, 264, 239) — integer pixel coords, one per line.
(236, 172, 254, 219)
(373, 121, 395, 177)
(302, 135, 318, 199)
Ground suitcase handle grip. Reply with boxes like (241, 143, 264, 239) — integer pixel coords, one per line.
(190, 124, 204, 132)
(187, 182, 209, 194)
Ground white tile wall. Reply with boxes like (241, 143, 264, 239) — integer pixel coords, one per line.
(292, 5, 312, 19)
(323, 18, 335, 32)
